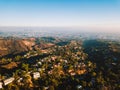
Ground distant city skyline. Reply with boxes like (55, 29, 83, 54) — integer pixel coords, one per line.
(0, 0, 120, 32)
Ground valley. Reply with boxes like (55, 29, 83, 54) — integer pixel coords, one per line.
(0, 36, 120, 90)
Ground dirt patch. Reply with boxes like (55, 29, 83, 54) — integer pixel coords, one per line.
(1, 62, 19, 69)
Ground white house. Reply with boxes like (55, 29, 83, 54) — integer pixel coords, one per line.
(3, 77, 15, 86)
(44, 86, 49, 90)
(17, 78, 23, 83)
(32, 72, 40, 79)
(76, 85, 82, 90)
(0, 82, 3, 89)
(38, 61, 42, 65)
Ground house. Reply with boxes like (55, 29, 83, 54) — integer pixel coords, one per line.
(17, 78, 23, 83)
(70, 72, 76, 76)
(3, 77, 15, 86)
(32, 72, 40, 79)
(76, 85, 82, 90)
(0, 82, 3, 89)
(44, 86, 49, 90)
(38, 68, 42, 72)
(38, 61, 42, 65)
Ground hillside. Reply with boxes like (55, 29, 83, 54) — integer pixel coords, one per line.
(0, 38, 35, 57)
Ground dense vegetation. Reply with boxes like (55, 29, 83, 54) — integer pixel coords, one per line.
(0, 38, 120, 90)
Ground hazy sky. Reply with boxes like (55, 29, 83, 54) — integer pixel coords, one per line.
(0, 0, 120, 31)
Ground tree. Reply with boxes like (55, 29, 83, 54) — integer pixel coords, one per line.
(1, 58, 6, 63)
(23, 75, 33, 89)
(49, 85, 55, 90)
(22, 63, 29, 72)
(15, 55, 22, 61)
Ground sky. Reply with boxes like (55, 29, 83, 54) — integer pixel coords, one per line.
(0, 0, 120, 31)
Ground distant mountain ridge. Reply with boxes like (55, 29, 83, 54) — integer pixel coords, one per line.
(0, 37, 70, 57)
